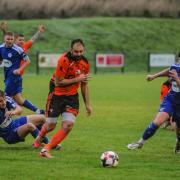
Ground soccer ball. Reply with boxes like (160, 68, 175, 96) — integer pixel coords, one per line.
(100, 151, 119, 167)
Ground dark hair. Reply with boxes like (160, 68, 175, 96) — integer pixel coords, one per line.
(4, 31, 14, 37)
(15, 34, 24, 39)
(0, 90, 5, 98)
(71, 39, 84, 48)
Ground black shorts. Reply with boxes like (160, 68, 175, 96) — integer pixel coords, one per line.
(46, 93, 79, 117)
(49, 80, 55, 93)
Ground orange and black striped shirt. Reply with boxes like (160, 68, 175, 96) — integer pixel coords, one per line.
(54, 52, 89, 96)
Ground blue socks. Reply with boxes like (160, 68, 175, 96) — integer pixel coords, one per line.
(23, 99, 38, 112)
(142, 122, 159, 140)
(36, 124, 49, 144)
(42, 136, 49, 144)
(23, 100, 49, 144)
(31, 126, 49, 144)
(31, 128, 39, 138)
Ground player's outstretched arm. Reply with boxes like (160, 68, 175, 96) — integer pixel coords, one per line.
(0, 21, 8, 36)
(30, 24, 45, 43)
(146, 68, 169, 81)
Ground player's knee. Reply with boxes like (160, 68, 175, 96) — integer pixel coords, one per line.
(15, 98, 24, 106)
(62, 122, 74, 133)
(39, 114, 46, 123)
(27, 123, 36, 132)
(46, 122, 56, 131)
(153, 119, 165, 127)
(46, 117, 57, 131)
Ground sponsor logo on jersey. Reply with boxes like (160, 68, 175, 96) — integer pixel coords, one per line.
(0, 117, 12, 128)
(3, 59, 12, 67)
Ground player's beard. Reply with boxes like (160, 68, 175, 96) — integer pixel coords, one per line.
(72, 55, 82, 61)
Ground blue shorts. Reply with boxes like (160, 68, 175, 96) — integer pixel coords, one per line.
(3, 116, 27, 144)
(159, 93, 180, 121)
(5, 78, 22, 96)
(159, 95, 173, 117)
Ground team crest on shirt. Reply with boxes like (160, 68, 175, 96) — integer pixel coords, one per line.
(8, 53, 12, 58)
(76, 69, 81, 75)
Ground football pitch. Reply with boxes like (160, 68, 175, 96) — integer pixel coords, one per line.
(0, 73, 180, 180)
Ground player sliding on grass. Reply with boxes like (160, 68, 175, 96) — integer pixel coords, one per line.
(33, 39, 92, 158)
(0, 32, 52, 145)
(0, 90, 46, 145)
(127, 54, 180, 154)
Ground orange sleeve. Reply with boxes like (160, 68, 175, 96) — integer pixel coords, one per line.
(23, 40, 33, 54)
(55, 56, 68, 78)
(85, 63, 90, 74)
(80, 60, 90, 74)
(160, 85, 169, 102)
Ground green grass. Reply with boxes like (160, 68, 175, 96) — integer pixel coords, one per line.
(1, 17, 180, 73)
(0, 74, 180, 180)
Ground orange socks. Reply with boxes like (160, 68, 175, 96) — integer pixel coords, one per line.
(45, 129, 67, 150)
(39, 124, 48, 138)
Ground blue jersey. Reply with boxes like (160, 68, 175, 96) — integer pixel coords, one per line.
(0, 43, 29, 82)
(0, 96, 17, 137)
(169, 63, 180, 94)
(159, 63, 180, 120)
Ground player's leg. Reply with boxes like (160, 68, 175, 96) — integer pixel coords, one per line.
(40, 115, 75, 158)
(13, 90, 48, 143)
(35, 90, 55, 143)
(32, 82, 54, 143)
(127, 112, 170, 150)
(24, 114, 50, 147)
(17, 122, 37, 138)
(127, 96, 172, 150)
(33, 119, 57, 148)
(34, 93, 60, 148)
(27, 114, 46, 125)
(141, 112, 169, 142)
(41, 82, 62, 148)
(17, 114, 46, 139)
(5, 79, 44, 115)
(27, 114, 45, 143)
(45, 116, 74, 150)
(40, 94, 78, 158)
(8, 114, 47, 145)
(4, 116, 36, 144)
(13, 93, 44, 114)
